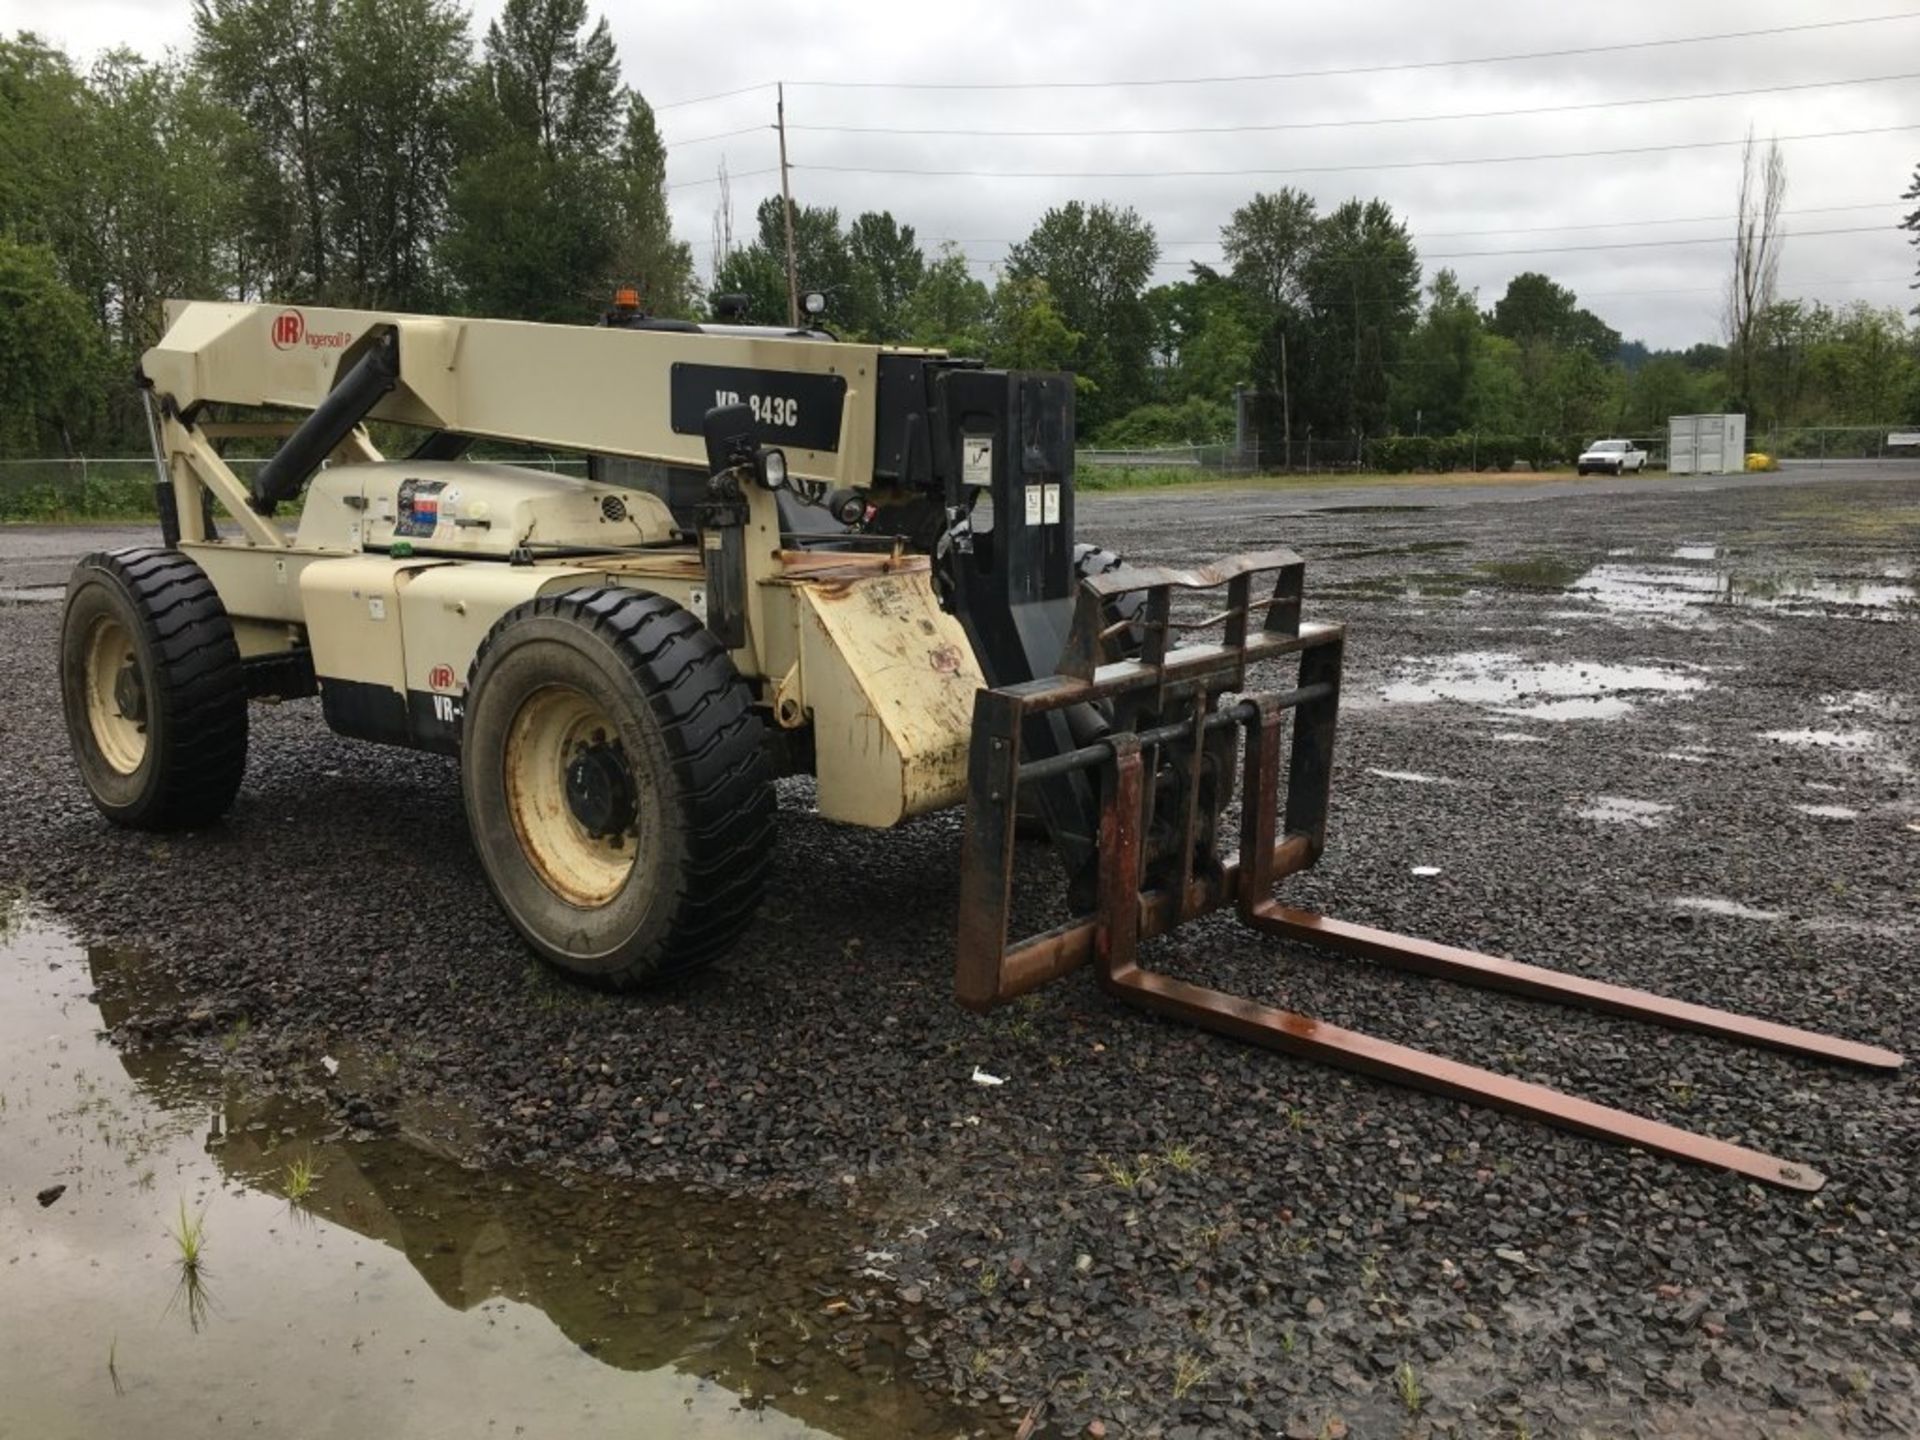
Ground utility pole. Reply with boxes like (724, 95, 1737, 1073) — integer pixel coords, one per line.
(777, 82, 800, 327)
(1280, 329, 1292, 471)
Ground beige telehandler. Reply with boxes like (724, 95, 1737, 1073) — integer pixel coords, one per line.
(59, 297, 1899, 1190)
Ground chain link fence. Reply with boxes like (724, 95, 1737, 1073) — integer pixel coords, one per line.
(4, 428, 1914, 520)
(0, 454, 590, 522)
(1082, 426, 1920, 479)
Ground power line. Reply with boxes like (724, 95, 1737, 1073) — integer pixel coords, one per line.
(648, 12, 1920, 110)
(899, 202, 1896, 250)
(1375, 203, 1896, 242)
(684, 202, 1898, 251)
(771, 72, 1920, 142)
(1403, 223, 1892, 261)
(954, 224, 1891, 271)
(654, 81, 775, 113)
(782, 12, 1920, 93)
(669, 123, 768, 147)
(793, 124, 1920, 182)
(666, 166, 778, 191)
(1582, 275, 1912, 297)
(1130, 223, 1896, 269)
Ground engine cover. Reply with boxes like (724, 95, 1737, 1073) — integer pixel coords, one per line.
(294, 460, 677, 558)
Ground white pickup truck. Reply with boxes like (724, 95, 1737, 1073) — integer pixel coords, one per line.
(1577, 438, 1648, 475)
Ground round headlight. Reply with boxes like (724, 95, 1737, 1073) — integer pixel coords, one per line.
(802, 290, 827, 317)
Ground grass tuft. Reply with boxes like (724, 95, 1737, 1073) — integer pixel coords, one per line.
(1171, 1350, 1210, 1400)
(284, 1154, 321, 1204)
(169, 1200, 206, 1272)
(1394, 1359, 1423, 1413)
(1160, 1141, 1202, 1174)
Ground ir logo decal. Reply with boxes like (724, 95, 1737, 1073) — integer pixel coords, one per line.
(271, 309, 304, 350)
(427, 663, 457, 691)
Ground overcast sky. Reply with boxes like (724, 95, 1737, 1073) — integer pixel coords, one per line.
(8, 0, 1916, 348)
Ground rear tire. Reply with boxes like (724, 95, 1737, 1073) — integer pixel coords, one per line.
(461, 587, 775, 989)
(59, 548, 249, 829)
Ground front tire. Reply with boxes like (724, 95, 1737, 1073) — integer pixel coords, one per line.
(461, 588, 775, 989)
(1073, 542, 1148, 661)
(59, 549, 249, 829)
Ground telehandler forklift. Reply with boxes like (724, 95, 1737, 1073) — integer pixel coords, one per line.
(60, 298, 1900, 1191)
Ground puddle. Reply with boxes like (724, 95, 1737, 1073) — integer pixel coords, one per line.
(0, 909, 971, 1439)
(1381, 651, 1706, 720)
(1322, 570, 1477, 602)
(1486, 731, 1548, 744)
(1569, 562, 1916, 622)
(1306, 503, 1433, 515)
(1671, 897, 1784, 922)
(1823, 690, 1903, 718)
(1315, 539, 1468, 561)
(1573, 796, 1673, 828)
(1793, 803, 1859, 821)
(1476, 556, 1591, 590)
(0, 585, 63, 604)
(1366, 768, 1454, 785)
(1672, 544, 1719, 562)
(1762, 728, 1877, 751)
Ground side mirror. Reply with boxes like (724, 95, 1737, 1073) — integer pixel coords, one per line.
(702, 402, 756, 477)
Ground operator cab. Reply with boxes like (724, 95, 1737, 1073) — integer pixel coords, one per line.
(590, 286, 861, 545)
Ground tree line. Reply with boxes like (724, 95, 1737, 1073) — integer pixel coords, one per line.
(4, 3, 1917, 460)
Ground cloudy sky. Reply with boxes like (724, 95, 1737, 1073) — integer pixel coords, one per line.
(8, 0, 1916, 348)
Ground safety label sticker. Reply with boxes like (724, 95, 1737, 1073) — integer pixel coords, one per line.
(963, 437, 994, 487)
(395, 478, 447, 538)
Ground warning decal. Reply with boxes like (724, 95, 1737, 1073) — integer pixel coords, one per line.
(395, 478, 447, 538)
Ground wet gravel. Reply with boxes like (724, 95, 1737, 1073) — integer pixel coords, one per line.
(3, 471, 1917, 1437)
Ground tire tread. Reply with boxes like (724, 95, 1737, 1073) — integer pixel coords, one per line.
(467, 587, 774, 988)
(65, 547, 248, 829)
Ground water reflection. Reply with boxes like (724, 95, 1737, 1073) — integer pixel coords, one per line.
(0, 915, 970, 1439)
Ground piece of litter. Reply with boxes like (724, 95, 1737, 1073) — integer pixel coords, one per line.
(971, 1065, 1006, 1086)
(321, 1055, 340, 1076)
(1907, 823, 1920, 834)
(1411, 865, 1442, 877)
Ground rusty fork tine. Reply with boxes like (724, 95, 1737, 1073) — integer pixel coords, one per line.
(1249, 905, 1904, 1072)
(1102, 963, 1827, 1192)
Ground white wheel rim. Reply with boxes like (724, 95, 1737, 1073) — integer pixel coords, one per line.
(85, 614, 147, 775)
(502, 685, 642, 908)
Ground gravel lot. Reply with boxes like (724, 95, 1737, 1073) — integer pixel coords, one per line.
(3, 470, 1916, 1437)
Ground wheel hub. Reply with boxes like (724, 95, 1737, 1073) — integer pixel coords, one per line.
(565, 742, 637, 838)
(113, 659, 147, 725)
